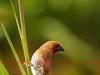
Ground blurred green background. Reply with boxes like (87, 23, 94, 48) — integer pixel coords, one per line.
(0, 0, 100, 75)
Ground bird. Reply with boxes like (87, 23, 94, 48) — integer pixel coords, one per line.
(30, 41, 64, 75)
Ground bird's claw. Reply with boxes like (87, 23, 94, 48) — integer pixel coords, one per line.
(23, 62, 33, 67)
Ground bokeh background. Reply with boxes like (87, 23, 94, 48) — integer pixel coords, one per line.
(0, 0, 100, 75)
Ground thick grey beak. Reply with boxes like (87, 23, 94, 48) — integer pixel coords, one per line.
(56, 46, 64, 52)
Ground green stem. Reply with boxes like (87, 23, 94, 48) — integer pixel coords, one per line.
(2, 24, 26, 75)
(0, 60, 9, 75)
(10, 0, 21, 38)
(18, 0, 31, 75)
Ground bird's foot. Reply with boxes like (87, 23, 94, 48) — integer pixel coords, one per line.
(23, 62, 33, 67)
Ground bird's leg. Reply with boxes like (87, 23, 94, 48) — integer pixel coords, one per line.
(23, 62, 33, 67)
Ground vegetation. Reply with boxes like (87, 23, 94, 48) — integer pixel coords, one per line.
(0, 0, 100, 75)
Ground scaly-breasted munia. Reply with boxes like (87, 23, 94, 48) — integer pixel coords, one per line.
(30, 41, 64, 75)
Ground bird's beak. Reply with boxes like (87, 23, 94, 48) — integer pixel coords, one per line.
(55, 45, 64, 52)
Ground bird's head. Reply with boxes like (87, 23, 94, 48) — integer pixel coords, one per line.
(40, 41, 64, 54)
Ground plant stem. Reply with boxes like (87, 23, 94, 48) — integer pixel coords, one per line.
(2, 24, 26, 75)
(10, 0, 21, 38)
(18, 0, 31, 75)
(0, 60, 9, 75)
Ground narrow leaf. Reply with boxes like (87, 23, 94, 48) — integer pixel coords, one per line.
(0, 60, 9, 75)
(10, 0, 21, 38)
(2, 24, 26, 75)
(18, 0, 31, 74)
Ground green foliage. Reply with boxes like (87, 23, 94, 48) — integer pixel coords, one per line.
(0, 60, 9, 75)
(1, 0, 31, 74)
(0, 0, 100, 75)
(2, 24, 26, 75)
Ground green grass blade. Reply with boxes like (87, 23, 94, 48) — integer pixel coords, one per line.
(0, 60, 9, 75)
(1, 24, 26, 75)
(10, 0, 31, 74)
(10, 0, 22, 38)
(18, 0, 31, 75)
